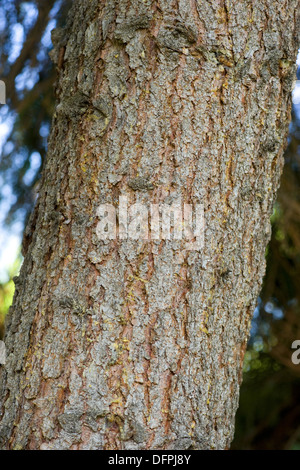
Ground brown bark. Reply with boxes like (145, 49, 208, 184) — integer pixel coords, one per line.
(0, 0, 299, 450)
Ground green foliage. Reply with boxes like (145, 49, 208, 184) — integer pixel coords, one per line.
(0, 254, 22, 339)
(0, 280, 14, 339)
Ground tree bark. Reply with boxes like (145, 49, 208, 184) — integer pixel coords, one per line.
(0, 0, 299, 450)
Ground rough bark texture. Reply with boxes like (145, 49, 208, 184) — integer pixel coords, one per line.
(0, 0, 299, 450)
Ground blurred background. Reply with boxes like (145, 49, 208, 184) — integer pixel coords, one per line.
(0, 0, 300, 450)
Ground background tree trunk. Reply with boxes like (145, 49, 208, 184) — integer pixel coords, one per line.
(0, 0, 299, 450)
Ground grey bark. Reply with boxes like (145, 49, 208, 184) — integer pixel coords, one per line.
(0, 0, 299, 450)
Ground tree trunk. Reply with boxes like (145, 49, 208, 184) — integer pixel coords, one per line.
(0, 0, 299, 450)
